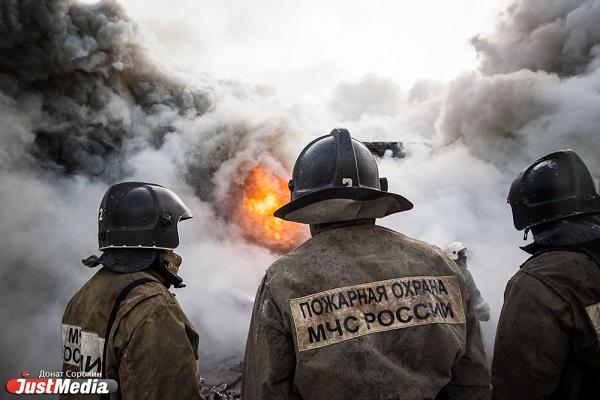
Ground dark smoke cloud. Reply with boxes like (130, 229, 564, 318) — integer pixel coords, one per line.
(0, 0, 214, 179)
(437, 69, 600, 171)
(0, 0, 302, 384)
(438, 0, 600, 173)
(472, 0, 600, 76)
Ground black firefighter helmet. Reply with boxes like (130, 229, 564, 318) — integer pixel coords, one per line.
(507, 150, 600, 231)
(274, 128, 413, 224)
(98, 182, 192, 250)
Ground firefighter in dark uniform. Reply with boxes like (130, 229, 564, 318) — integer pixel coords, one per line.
(61, 182, 204, 399)
(242, 128, 491, 400)
(492, 150, 600, 399)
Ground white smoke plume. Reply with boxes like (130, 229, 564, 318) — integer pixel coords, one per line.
(1, 0, 599, 388)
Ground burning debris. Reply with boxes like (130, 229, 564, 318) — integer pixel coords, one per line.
(203, 384, 241, 400)
(200, 358, 243, 400)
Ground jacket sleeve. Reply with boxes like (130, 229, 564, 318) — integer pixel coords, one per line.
(463, 269, 491, 321)
(463, 268, 484, 305)
(491, 272, 570, 400)
(445, 296, 492, 400)
(118, 302, 204, 400)
(242, 276, 301, 400)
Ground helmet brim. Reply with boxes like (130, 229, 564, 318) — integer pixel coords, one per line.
(273, 187, 413, 224)
(95, 248, 159, 273)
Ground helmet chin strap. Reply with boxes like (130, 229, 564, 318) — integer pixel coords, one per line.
(159, 250, 185, 288)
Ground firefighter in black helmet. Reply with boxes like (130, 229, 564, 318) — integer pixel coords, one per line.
(492, 150, 600, 399)
(242, 129, 491, 400)
(61, 182, 204, 400)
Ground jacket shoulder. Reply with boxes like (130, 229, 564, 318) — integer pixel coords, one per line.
(64, 268, 176, 328)
(264, 225, 457, 283)
(114, 272, 178, 320)
(375, 226, 461, 273)
(108, 273, 186, 348)
(379, 226, 450, 259)
(520, 250, 598, 281)
(513, 250, 600, 305)
(71, 268, 171, 304)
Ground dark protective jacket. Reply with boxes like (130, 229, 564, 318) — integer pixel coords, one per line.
(491, 250, 600, 399)
(61, 267, 204, 399)
(243, 223, 491, 400)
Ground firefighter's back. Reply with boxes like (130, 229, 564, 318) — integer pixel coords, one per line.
(262, 223, 489, 400)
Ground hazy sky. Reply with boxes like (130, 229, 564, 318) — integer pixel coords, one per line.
(82, 0, 510, 103)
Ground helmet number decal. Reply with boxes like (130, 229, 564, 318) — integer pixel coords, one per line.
(342, 178, 353, 187)
(98, 208, 104, 222)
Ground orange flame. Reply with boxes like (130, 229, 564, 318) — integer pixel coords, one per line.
(240, 166, 307, 252)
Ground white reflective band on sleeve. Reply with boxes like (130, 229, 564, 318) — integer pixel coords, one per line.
(585, 302, 600, 347)
(289, 275, 465, 352)
(61, 324, 105, 373)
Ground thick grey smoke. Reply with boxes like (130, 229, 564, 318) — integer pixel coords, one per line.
(1, 0, 599, 388)
(442, 0, 600, 171)
(432, 0, 600, 350)
(0, 0, 213, 179)
(0, 0, 305, 384)
(323, 0, 600, 357)
(472, 0, 600, 76)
